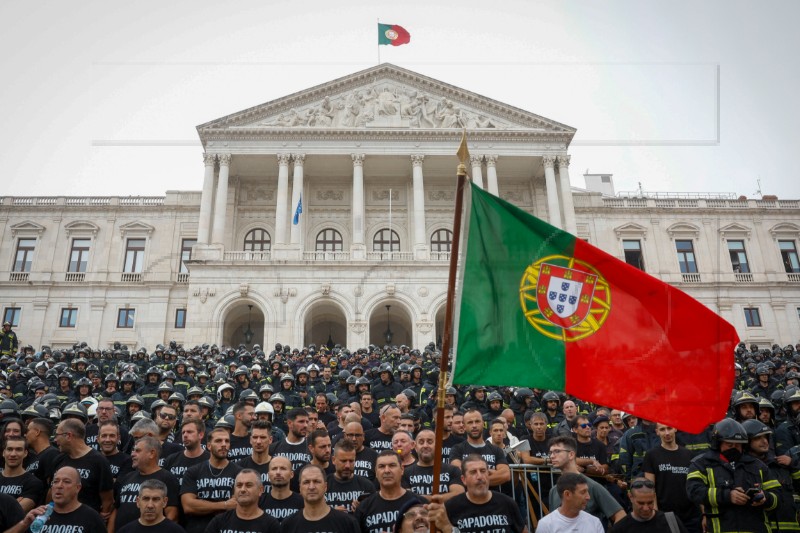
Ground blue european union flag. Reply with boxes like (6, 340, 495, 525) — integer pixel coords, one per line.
(293, 194, 303, 225)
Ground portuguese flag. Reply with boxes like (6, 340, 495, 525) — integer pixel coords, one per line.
(452, 183, 737, 433)
(378, 23, 411, 46)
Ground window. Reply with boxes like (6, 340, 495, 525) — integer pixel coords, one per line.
(244, 229, 271, 251)
(175, 308, 186, 329)
(744, 307, 762, 327)
(117, 308, 135, 328)
(373, 229, 400, 252)
(727, 240, 750, 273)
(780, 240, 800, 273)
(675, 240, 698, 273)
(431, 229, 453, 252)
(315, 229, 343, 252)
(124, 239, 145, 273)
(623, 240, 645, 271)
(13, 238, 36, 272)
(68, 238, 91, 273)
(180, 239, 197, 273)
(59, 308, 78, 328)
(3, 308, 21, 327)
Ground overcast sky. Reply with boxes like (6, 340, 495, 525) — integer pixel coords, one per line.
(1, 0, 798, 198)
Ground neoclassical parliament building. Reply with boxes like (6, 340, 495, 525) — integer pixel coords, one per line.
(2, 64, 799, 350)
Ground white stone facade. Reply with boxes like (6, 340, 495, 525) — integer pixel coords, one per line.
(1, 64, 799, 351)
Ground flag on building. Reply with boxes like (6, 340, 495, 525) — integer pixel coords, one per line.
(378, 23, 410, 46)
(293, 194, 302, 225)
(452, 183, 737, 433)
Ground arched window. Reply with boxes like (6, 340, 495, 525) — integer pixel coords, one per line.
(431, 229, 453, 252)
(316, 229, 343, 252)
(373, 229, 400, 252)
(243, 229, 271, 251)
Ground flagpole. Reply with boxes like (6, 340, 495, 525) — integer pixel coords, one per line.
(377, 18, 381, 64)
(431, 132, 470, 509)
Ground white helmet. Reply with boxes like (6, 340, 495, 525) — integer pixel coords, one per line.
(255, 401, 274, 415)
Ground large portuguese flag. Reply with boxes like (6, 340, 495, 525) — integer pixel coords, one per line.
(378, 23, 411, 46)
(452, 183, 737, 433)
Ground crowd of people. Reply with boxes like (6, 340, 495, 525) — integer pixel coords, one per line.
(0, 319, 799, 533)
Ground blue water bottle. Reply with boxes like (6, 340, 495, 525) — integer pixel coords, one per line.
(30, 502, 54, 533)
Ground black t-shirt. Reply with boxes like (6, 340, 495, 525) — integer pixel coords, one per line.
(0, 494, 24, 532)
(280, 508, 360, 533)
(26, 445, 60, 485)
(403, 463, 463, 496)
(85, 423, 132, 452)
(228, 434, 252, 462)
(610, 511, 689, 533)
(354, 491, 421, 533)
(364, 428, 393, 451)
(163, 450, 210, 486)
(53, 449, 114, 512)
(205, 509, 281, 533)
(442, 433, 465, 464)
(577, 438, 608, 464)
(106, 452, 134, 482)
(42, 504, 107, 533)
(0, 470, 44, 505)
(235, 456, 271, 492)
(270, 438, 312, 491)
(449, 440, 508, 488)
(642, 445, 702, 524)
(258, 491, 304, 522)
(445, 492, 525, 533)
(118, 518, 186, 533)
(354, 447, 378, 483)
(114, 468, 181, 532)
(159, 441, 185, 466)
(325, 474, 375, 512)
(180, 461, 242, 533)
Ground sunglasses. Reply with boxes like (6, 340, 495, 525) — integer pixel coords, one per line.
(579, 423, 592, 429)
(159, 413, 177, 420)
(630, 479, 655, 490)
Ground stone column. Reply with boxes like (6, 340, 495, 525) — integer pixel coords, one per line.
(275, 153, 291, 245)
(211, 154, 231, 245)
(486, 155, 499, 196)
(470, 155, 484, 189)
(198, 153, 216, 244)
(351, 154, 366, 259)
(411, 155, 428, 259)
(289, 154, 305, 247)
(543, 155, 562, 229)
(557, 154, 577, 235)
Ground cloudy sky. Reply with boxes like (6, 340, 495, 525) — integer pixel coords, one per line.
(1, 0, 798, 198)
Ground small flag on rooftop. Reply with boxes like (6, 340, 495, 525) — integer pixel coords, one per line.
(378, 23, 410, 46)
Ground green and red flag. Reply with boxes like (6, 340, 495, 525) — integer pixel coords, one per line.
(378, 23, 410, 46)
(452, 183, 737, 433)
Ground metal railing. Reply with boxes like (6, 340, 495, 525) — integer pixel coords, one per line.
(509, 464, 561, 532)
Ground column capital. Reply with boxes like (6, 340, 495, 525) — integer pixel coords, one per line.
(470, 155, 483, 166)
(218, 153, 232, 165)
(485, 155, 498, 167)
(557, 154, 571, 168)
(411, 154, 425, 167)
(292, 153, 305, 165)
(352, 153, 365, 166)
(277, 153, 291, 165)
(203, 153, 216, 166)
(542, 155, 557, 168)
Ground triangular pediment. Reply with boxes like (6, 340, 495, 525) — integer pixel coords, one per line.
(667, 222, 701, 237)
(119, 221, 155, 236)
(197, 64, 575, 140)
(613, 222, 648, 238)
(10, 220, 46, 237)
(719, 223, 752, 238)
